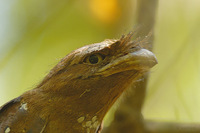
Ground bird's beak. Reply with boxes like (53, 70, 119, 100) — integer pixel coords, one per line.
(97, 49, 157, 77)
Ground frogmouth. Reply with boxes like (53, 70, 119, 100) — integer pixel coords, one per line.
(0, 32, 157, 133)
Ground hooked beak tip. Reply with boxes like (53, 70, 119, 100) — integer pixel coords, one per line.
(130, 48, 158, 70)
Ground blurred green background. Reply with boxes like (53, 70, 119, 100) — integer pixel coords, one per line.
(0, 0, 200, 125)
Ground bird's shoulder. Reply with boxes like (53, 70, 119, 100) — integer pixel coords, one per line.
(0, 96, 46, 133)
(0, 97, 21, 132)
(0, 96, 21, 115)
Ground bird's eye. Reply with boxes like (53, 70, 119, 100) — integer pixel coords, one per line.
(84, 54, 105, 64)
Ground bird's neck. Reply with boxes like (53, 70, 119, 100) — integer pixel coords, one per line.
(23, 88, 102, 133)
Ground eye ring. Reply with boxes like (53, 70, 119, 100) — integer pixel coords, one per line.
(84, 54, 105, 64)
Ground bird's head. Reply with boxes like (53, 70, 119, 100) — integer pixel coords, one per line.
(36, 32, 157, 126)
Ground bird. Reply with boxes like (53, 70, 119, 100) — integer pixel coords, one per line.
(0, 32, 157, 133)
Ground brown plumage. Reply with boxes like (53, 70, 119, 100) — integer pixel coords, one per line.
(0, 32, 157, 133)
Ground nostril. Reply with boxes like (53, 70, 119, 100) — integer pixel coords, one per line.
(129, 46, 141, 53)
(130, 46, 137, 50)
